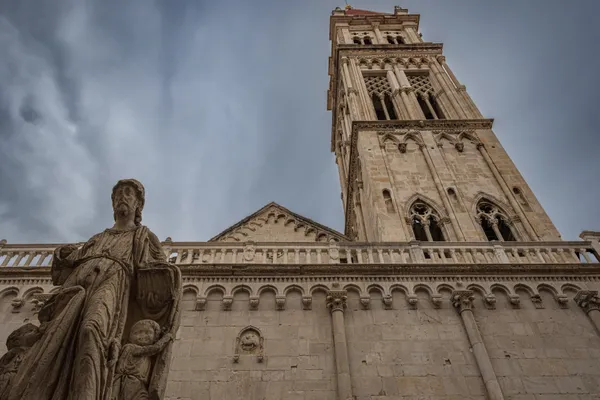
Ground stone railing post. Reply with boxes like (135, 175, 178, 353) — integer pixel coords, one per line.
(575, 290, 600, 334)
(452, 291, 505, 400)
(326, 285, 353, 400)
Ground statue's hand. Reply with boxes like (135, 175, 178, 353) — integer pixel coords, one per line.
(107, 339, 120, 368)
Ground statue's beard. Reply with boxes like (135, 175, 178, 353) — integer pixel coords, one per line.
(115, 203, 133, 219)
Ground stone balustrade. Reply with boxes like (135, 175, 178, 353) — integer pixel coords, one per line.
(0, 239, 598, 268)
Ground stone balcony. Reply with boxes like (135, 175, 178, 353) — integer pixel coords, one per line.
(1, 236, 599, 276)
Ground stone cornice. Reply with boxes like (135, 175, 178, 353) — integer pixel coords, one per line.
(329, 13, 421, 41)
(344, 119, 494, 235)
(3, 263, 600, 279)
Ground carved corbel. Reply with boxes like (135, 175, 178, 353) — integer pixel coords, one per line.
(195, 297, 207, 311)
(530, 294, 544, 309)
(302, 296, 312, 310)
(275, 296, 286, 311)
(451, 290, 475, 313)
(454, 142, 464, 152)
(359, 296, 371, 310)
(11, 298, 25, 313)
(509, 295, 521, 309)
(407, 295, 418, 309)
(31, 293, 53, 313)
(557, 295, 569, 309)
(222, 296, 233, 311)
(249, 296, 260, 310)
(484, 294, 497, 310)
(398, 143, 407, 153)
(383, 294, 393, 310)
(431, 295, 442, 309)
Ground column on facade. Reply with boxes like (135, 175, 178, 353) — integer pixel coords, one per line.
(386, 70, 410, 120)
(348, 58, 376, 120)
(427, 58, 466, 119)
(371, 22, 384, 44)
(340, 26, 352, 45)
(392, 64, 421, 119)
(326, 287, 353, 400)
(452, 291, 505, 400)
(420, 144, 465, 240)
(403, 26, 421, 43)
(575, 291, 600, 334)
(437, 56, 483, 118)
(476, 143, 539, 240)
(341, 58, 363, 120)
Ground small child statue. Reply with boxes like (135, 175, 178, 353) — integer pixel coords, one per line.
(0, 323, 41, 398)
(111, 319, 173, 400)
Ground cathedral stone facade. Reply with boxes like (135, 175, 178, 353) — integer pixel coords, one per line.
(2, 6, 600, 400)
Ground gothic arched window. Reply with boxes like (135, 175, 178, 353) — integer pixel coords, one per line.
(363, 36, 373, 45)
(353, 36, 362, 45)
(387, 35, 395, 44)
(476, 200, 517, 241)
(396, 35, 405, 44)
(410, 201, 445, 242)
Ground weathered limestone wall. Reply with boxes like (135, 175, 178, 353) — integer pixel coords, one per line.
(3, 277, 600, 399)
(355, 126, 562, 243)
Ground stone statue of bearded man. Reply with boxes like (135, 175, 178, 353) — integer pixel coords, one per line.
(5, 179, 182, 400)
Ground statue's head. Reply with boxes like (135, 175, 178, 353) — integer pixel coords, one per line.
(129, 319, 161, 346)
(111, 179, 145, 226)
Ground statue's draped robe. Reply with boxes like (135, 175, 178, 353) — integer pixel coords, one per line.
(7, 225, 169, 400)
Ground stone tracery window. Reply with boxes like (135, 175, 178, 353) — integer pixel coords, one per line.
(410, 201, 445, 242)
(364, 75, 398, 120)
(407, 74, 445, 120)
(476, 200, 517, 241)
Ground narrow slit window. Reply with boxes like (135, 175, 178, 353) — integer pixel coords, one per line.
(383, 190, 394, 213)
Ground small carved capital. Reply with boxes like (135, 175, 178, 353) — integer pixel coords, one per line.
(575, 290, 600, 313)
(476, 142, 485, 150)
(195, 297, 207, 311)
(341, 57, 349, 65)
(275, 296, 286, 311)
(360, 296, 371, 310)
(302, 296, 312, 310)
(249, 296, 260, 310)
(222, 296, 233, 311)
(326, 289, 348, 313)
(383, 294, 394, 310)
(438, 217, 451, 226)
(436, 55, 446, 64)
(451, 290, 474, 313)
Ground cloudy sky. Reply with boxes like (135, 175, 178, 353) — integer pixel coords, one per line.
(0, 0, 599, 244)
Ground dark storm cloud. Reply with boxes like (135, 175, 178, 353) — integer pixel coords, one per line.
(0, 0, 598, 243)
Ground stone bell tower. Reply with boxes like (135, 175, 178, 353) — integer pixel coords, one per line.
(327, 5, 560, 243)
